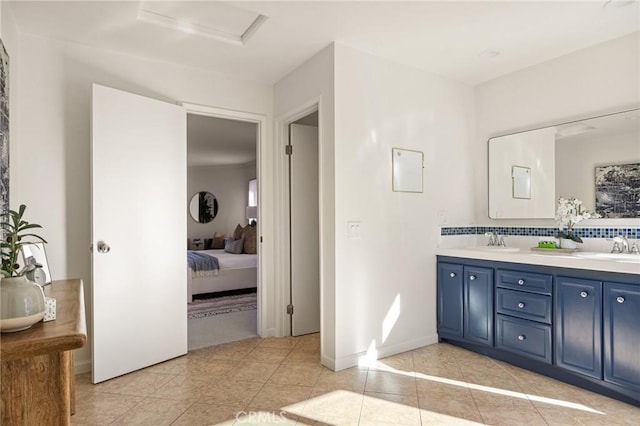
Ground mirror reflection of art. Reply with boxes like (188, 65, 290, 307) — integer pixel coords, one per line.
(189, 191, 218, 223)
(595, 163, 640, 218)
(512, 166, 531, 199)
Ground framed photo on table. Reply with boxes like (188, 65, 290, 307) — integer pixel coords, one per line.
(20, 242, 52, 285)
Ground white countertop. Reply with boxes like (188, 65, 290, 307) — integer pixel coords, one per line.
(436, 247, 640, 275)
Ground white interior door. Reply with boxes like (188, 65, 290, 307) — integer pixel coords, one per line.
(91, 84, 187, 383)
(290, 123, 320, 336)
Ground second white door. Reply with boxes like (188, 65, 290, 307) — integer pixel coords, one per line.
(290, 123, 320, 336)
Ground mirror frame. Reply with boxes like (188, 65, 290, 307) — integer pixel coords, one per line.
(189, 191, 219, 223)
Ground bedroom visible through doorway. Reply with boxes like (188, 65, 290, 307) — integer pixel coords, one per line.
(186, 113, 259, 350)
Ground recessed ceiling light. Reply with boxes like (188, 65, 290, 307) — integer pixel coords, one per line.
(603, 0, 637, 9)
(479, 49, 502, 59)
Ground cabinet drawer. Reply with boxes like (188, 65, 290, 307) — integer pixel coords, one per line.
(496, 314, 552, 364)
(496, 288, 551, 324)
(497, 269, 552, 295)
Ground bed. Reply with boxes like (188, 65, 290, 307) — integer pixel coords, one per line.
(187, 249, 257, 302)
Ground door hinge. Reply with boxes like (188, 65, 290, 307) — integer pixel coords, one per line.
(260, 236, 263, 243)
(285, 145, 293, 155)
(287, 304, 294, 315)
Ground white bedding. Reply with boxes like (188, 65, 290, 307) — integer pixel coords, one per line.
(187, 250, 257, 302)
(197, 249, 257, 271)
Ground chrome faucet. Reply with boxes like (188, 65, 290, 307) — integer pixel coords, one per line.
(612, 236, 630, 254)
(485, 231, 505, 246)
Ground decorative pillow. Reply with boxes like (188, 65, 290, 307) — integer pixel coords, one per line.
(233, 224, 244, 240)
(212, 232, 226, 249)
(203, 238, 213, 250)
(224, 238, 244, 254)
(242, 225, 257, 254)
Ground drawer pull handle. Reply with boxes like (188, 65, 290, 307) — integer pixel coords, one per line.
(517, 302, 525, 309)
(617, 296, 625, 304)
(518, 279, 525, 285)
(449, 272, 456, 278)
(580, 291, 588, 298)
(518, 335, 526, 341)
(469, 275, 476, 281)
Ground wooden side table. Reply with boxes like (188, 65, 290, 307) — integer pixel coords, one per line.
(1, 279, 87, 425)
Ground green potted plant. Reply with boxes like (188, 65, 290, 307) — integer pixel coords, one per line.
(0, 204, 47, 332)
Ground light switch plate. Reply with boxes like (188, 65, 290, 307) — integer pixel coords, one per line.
(347, 221, 361, 239)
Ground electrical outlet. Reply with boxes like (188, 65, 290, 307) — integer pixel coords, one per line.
(438, 210, 448, 225)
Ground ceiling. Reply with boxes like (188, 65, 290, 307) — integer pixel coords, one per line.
(7, 1, 639, 166)
(187, 114, 257, 167)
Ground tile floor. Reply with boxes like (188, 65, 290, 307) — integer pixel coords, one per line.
(73, 335, 640, 425)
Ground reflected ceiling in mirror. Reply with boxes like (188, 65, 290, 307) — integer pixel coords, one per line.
(489, 108, 640, 219)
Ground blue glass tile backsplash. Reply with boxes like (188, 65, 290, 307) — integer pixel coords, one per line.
(440, 226, 639, 239)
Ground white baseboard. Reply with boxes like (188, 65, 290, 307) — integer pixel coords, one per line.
(331, 334, 439, 372)
(75, 358, 92, 375)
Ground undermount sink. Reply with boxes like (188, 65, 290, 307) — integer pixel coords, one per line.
(470, 246, 521, 253)
(573, 252, 640, 264)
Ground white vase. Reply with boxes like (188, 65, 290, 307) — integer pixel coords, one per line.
(560, 238, 578, 249)
(0, 275, 46, 333)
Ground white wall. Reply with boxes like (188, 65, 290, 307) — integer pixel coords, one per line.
(475, 32, 640, 226)
(332, 44, 475, 369)
(273, 44, 336, 366)
(187, 165, 252, 241)
(13, 33, 272, 371)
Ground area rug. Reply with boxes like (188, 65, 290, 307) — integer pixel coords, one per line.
(188, 292, 257, 320)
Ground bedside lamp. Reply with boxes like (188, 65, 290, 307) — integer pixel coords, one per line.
(245, 206, 258, 225)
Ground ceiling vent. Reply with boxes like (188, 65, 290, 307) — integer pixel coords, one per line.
(137, 1, 267, 46)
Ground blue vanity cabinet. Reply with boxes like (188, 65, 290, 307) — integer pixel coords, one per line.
(463, 266, 494, 346)
(437, 262, 463, 338)
(437, 259, 493, 346)
(555, 277, 603, 379)
(603, 282, 640, 393)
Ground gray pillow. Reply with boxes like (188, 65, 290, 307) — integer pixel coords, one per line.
(224, 238, 244, 254)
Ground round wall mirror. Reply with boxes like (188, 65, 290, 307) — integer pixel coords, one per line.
(189, 191, 218, 223)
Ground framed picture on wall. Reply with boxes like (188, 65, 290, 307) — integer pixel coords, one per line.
(392, 148, 424, 193)
(595, 162, 640, 218)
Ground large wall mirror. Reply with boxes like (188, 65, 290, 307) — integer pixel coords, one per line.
(189, 191, 218, 223)
(489, 108, 640, 219)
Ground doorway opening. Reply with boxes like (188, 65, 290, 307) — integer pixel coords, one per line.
(185, 110, 261, 350)
(287, 110, 320, 337)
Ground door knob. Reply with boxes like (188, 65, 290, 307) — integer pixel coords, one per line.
(469, 275, 476, 281)
(97, 241, 111, 254)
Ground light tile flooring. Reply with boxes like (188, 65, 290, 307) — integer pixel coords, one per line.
(73, 335, 640, 425)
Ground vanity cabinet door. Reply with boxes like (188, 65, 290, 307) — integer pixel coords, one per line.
(437, 262, 463, 338)
(463, 266, 494, 346)
(555, 277, 602, 379)
(604, 282, 640, 392)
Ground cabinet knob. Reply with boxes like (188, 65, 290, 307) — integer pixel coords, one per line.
(449, 272, 456, 278)
(617, 296, 625, 304)
(469, 275, 476, 281)
(518, 279, 525, 285)
(517, 302, 525, 309)
(518, 335, 526, 341)
(580, 291, 588, 298)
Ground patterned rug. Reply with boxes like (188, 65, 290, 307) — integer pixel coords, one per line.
(187, 292, 257, 320)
